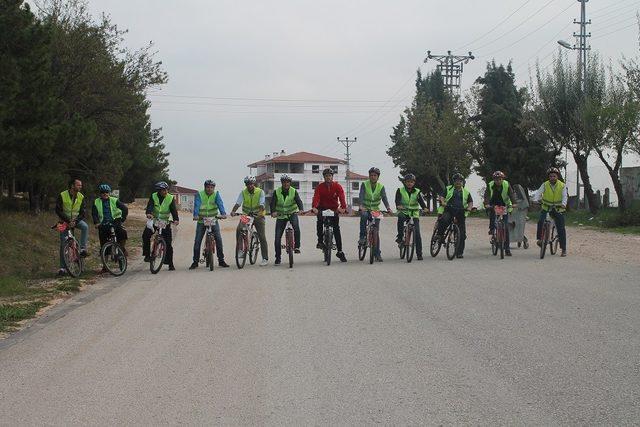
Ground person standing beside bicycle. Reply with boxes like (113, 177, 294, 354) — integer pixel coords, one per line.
(358, 167, 392, 262)
(483, 171, 516, 257)
(532, 167, 568, 257)
(55, 179, 89, 276)
(270, 174, 304, 266)
(189, 179, 229, 270)
(230, 176, 269, 266)
(436, 173, 474, 259)
(91, 184, 129, 268)
(142, 181, 179, 270)
(311, 168, 347, 263)
(395, 174, 428, 261)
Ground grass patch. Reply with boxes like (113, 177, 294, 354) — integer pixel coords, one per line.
(0, 301, 48, 332)
(55, 278, 82, 293)
(527, 206, 640, 235)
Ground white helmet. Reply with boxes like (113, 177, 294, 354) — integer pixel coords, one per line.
(244, 175, 257, 185)
(280, 174, 292, 182)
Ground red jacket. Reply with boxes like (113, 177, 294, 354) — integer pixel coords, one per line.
(312, 181, 346, 210)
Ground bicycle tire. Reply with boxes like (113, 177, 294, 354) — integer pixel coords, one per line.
(550, 225, 558, 255)
(498, 222, 505, 260)
(150, 237, 166, 274)
(399, 237, 406, 259)
(430, 225, 441, 257)
(446, 224, 459, 261)
(358, 239, 367, 261)
(249, 232, 259, 265)
(324, 228, 332, 266)
(368, 227, 376, 265)
(406, 226, 415, 263)
(540, 224, 548, 259)
(63, 240, 82, 278)
(235, 233, 248, 269)
(101, 242, 127, 276)
(286, 229, 294, 268)
(207, 235, 215, 271)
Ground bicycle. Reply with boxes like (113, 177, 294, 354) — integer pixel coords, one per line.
(234, 213, 260, 269)
(399, 211, 419, 263)
(149, 219, 174, 274)
(281, 219, 296, 269)
(320, 209, 337, 266)
(429, 214, 460, 261)
(201, 216, 223, 271)
(53, 221, 84, 278)
(99, 222, 127, 276)
(358, 210, 383, 264)
(489, 205, 508, 260)
(539, 207, 560, 260)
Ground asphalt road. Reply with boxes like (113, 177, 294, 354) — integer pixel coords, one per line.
(1, 216, 639, 425)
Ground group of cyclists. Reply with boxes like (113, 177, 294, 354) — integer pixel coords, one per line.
(54, 166, 569, 275)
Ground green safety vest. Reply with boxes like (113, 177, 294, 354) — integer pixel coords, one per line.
(488, 180, 513, 213)
(363, 180, 384, 211)
(198, 190, 219, 220)
(542, 180, 566, 212)
(151, 192, 174, 220)
(242, 187, 264, 215)
(94, 197, 123, 223)
(274, 187, 299, 219)
(399, 187, 421, 218)
(438, 185, 471, 217)
(60, 190, 84, 219)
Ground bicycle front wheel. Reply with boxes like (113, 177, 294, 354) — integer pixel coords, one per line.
(206, 235, 215, 271)
(286, 229, 294, 268)
(550, 225, 559, 255)
(498, 223, 505, 260)
(324, 228, 332, 266)
(368, 228, 376, 265)
(406, 226, 415, 263)
(101, 242, 127, 276)
(235, 234, 248, 269)
(540, 224, 549, 259)
(63, 240, 83, 278)
(150, 238, 166, 274)
(430, 226, 441, 257)
(446, 224, 459, 261)
(249, 232, 259, 265)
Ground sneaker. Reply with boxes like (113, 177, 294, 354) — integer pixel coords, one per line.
(189, 262, 198, 270)
(336, 252, 347, 262)
(143, 256, 152, 262)
(561, 250, 567, 257)
(57, 268, 67, 277)
(294, 248, 300, 254)
(218, 260, 230, 268)
(505, 250, 512, 257)
(416, 255, 423, 261)
(274, 259, 281, 265)
(316, 242, 324, 250)
(168, 264, 176, 271)
(375, 255, 384, 262)
(456, 254, 464, 259)
(536, 240, 542, 248)
(260, 259, 268, 266)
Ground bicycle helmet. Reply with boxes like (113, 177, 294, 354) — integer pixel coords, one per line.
(204, 179, 216, 187)
(322, 168, 334, 176)
(492, 170, 505, 179)
(98, 183, 111, 193)
(403, 173, 416, 181)
(368, 167, 381, 176)
(155, 181, 169, 190)
(280, 174, 292, 182)
(244, 175, 257, 185)
(547, 167, 561, 176)
(452, 173, 465, 182)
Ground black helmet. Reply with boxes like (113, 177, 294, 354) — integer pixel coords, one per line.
(452, 173, 464, 182)
(322, 168, 334, 176)
(98, 183, 111, 193)
(547, 167, 561, 176)
(368, 167, 381, 176)
(403, 173, 416, 181)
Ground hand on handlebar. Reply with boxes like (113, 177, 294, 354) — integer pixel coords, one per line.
(311, 208, 318, 214)
(218, 215, 227, 220)
(337, 208, 346, 214)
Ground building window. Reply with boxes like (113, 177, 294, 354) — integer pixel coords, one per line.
(312, 165, 320, 174)
(352, 197, 360, 206)
(312, 181, 319, 190)
(351, 182, 360, 191)
(290, 163, 304, 174)
(330, 165, 338, 174)
(182, 195, 188, 203)
(292, 181, 300, 189)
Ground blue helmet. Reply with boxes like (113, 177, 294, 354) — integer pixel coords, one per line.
(98, 183, 111, 193)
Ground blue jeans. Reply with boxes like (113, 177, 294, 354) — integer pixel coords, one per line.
(489, 210, 510, 250)
(59, 220, 88, 269)
(193, 221, 225, 263)
(359, 211, 381, 256)
(537, 210, 567, 250)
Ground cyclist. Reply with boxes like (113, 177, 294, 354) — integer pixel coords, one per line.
(436, 173, 474, 259)
(270, 174, 303, 265)
(395, 173, 428, 261)
(91, 184, 129, 271)
(55, 179, 89, 276)
(483, 171, 516, 257)
(358, 167, 392, 262)
(142, 181, 179, 270)
(190, 179, 229, 270)
(532, 167, 568, 257)
(230, 176, 269, 266)
(311, 168, 347, 262)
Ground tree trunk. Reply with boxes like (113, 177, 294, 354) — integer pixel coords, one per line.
(594, 148, 626, 211)
(574, 155, 599, 214)
(28, 183, 42, 213)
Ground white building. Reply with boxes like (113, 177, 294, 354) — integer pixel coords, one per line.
(247, 151, 368, 211)
(170, 185, 199, 212)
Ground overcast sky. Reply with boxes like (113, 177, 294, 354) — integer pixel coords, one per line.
(85, 0, 640, 202)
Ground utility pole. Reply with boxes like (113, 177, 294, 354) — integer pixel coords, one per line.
(337, 137, 357, 210)
(558, 0, 591, 205)
(424, 51, 475, 93)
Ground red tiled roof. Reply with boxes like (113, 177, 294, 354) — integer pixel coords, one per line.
(248, 151, 346, 168)
(346, 171, 368, 180)
(171, 185, 198, 194)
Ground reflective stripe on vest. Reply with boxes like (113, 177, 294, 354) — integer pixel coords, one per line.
(363, 181, 384, 210)
(242, 187, 263, 214)
(152, 192, 174, 220)
(542, 180, 566, 212)
(399, 187, 421, 218)
(60, 190, 84, 219)
(438, 185, 471, 217)
(275, 187, 299, 219)
(198, 190, 219, 219)
(488, 180, 513, 212)
(94, 197, 122, 223)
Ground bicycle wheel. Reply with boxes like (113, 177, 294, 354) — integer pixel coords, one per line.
(324, 228, 332, 266)
(101, 242, 127, 276)
(539, 224, 548, 259)
(491, 231, 498, 256)
(498, 222, 505, 260)
(550, 225, 559, 255)
(63, 240, 82, 278)
(368, 227, 376, 265)
(286, 229, 294, 268)
(150, 237, 166, 274)
(406, 226, 415, 263)
(235, 233, 248, 269)
(206, 235, 215, 271)
(249, 232, 259, 265)
(358, 238, 367, 261)
(446, 224, 459, 261)
(430, 226, 441, 257)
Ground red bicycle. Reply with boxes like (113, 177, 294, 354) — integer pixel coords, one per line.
(53, 222, 84, 278)
(490, 205, 507, 260)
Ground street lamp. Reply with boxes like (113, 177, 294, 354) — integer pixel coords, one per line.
(557, 40, 573, 50)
